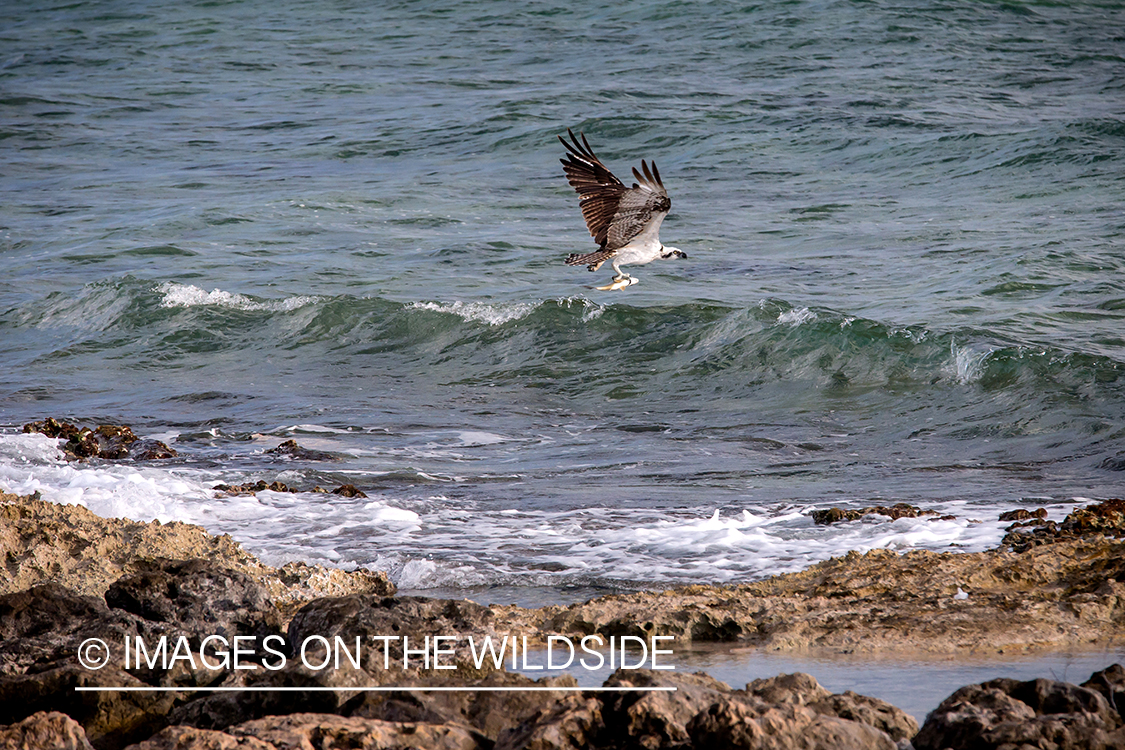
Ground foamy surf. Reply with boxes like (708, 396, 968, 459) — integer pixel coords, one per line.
(157, 282, 319, 312)
(0, 431, 1072, 592)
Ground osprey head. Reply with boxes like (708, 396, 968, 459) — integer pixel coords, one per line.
(661, 246, 687, 260)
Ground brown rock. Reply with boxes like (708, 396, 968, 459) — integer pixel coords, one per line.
(811, 503, 937, 525)
(810, 690, 919, 742)
(1083, 663, 1125, 721)
(1004, 499, 1125, 550)
(0, 492, 394, 617)
(495, 695, 603, 750)
(687, 694, 896, 750)
(599, 668, 732, 748)
(21, 420, 175, 462)
(124, 725, 274, 749)
(998, 508, 1047, 522)
(265, 440, 336, 461)
(913, 673, 1125, 750)
(331, 484, 368, 498)
(0, 711, 94, 750)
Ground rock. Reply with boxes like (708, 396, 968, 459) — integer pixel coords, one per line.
(331, 484, 368, 498)
(21, 420, 176, 462)
(495, 695, 603, 750)
(746, 672, 831, 705)
(0, 492, 394, 616)
(598, 668, 732, 748)
(169, 660, 374, 731)
(1003, 499, 1125, 550)
(265, 440, 337, 461)
(913, 673, 1125, 750)
(286, 595, 494, 671)
(0, 711, 94, 750)
(1083, 663, 1125, 720)
(811, 503, 938, 525)
(998, 508, 1047, 522)
(516, 534, 1125, 653)
(345, 670, 579, 741)
(810, 690, 918, 742)
(0, 665, 176, 750)
(0, 583, 163, 675)
(104, 559, 282, 645)
(130, 714, 487, 750)
(212, 481, 296, 496)
(686, 694, 897, 750)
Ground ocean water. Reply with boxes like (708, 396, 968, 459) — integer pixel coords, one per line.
(2, 0, 1123, 606)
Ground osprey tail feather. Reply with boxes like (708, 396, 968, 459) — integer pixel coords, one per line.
(565, 249, 615, 272)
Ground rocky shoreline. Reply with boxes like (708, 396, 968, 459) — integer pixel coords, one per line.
(3, 420, 1125, 749)
(2, 489, 1124, 749)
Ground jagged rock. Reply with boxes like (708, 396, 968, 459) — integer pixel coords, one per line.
(169, 661, 373, 731)
(0, 583, 164, 675)
(746, 672, 831, 705)
(1004, 499, 1125, 550)
(21, 420, 176, 462)
(810, 690, 918, 742)
(811, 503, 939, 525)
(599, 668, 733, 748)
(212, 481, 296, 495)
(331, 484, 368, 498)
(686, 694, 897, 750)
(105, 559, 282, 645)
(286, 595, 494, 670)
(1083, 663, 1125, 721)
(265, 439, 337, 461)
(998, 507, 1047, 522)
(345, 670, 579, 741)
(515, 534, 1125, 653)
(0, 710, 94, 750)
(0, 666, 176, 750)
(913, 672, 1125, 750)
(130, 713, 487, 750)
(494, 695, 603, 750)
(0, 492, 394, 615)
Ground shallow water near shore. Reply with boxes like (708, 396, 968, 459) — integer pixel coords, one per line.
(1, 0, 1123, 602)
(516, 644, 1125, 724)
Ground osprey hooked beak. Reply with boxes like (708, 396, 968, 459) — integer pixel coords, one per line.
(662, 246, 687, 260)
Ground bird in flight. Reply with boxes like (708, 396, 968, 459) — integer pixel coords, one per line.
(558, 129, 685, 290)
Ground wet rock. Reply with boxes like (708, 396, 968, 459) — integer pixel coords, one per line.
(22, 419, 176, 461)
(331, 484, 368, 498)
(131, 713, 487, 750)
(811, 503, 938, 525)
(212, 480, 296, 495)
(265, 439, 337, 461)
(686, 694, 897, 750)
(105, 559, 283, 645)
(913, 672, 1125, 750)
(0, 492, 394, 614)
(998, 507, 1047, 522)
(495, 695, 603, 750)
(1003, 499, 1125, 550)
(0, 710, 94, 750)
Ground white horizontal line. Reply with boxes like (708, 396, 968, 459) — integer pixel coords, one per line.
(75, 686, 677, 693)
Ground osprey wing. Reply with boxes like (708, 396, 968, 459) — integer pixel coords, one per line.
(559, 129, 626, 248)
(606, 160, 671, 250)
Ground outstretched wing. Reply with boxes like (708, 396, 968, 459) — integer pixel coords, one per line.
(606, 160, 670, 250)
(558, 129, 626, 248)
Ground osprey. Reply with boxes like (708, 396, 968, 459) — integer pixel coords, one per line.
(559, 129, 686, 290)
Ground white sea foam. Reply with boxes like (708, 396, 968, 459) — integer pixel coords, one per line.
(778, 306, 817, 326)
(946, 340, 994, 384)
(410, 300, 537, 326)
(157, 282, 318, 312)
(0, 431, 1071, 592)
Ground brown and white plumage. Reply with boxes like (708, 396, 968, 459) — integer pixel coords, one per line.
(558, 129, 685, 287)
